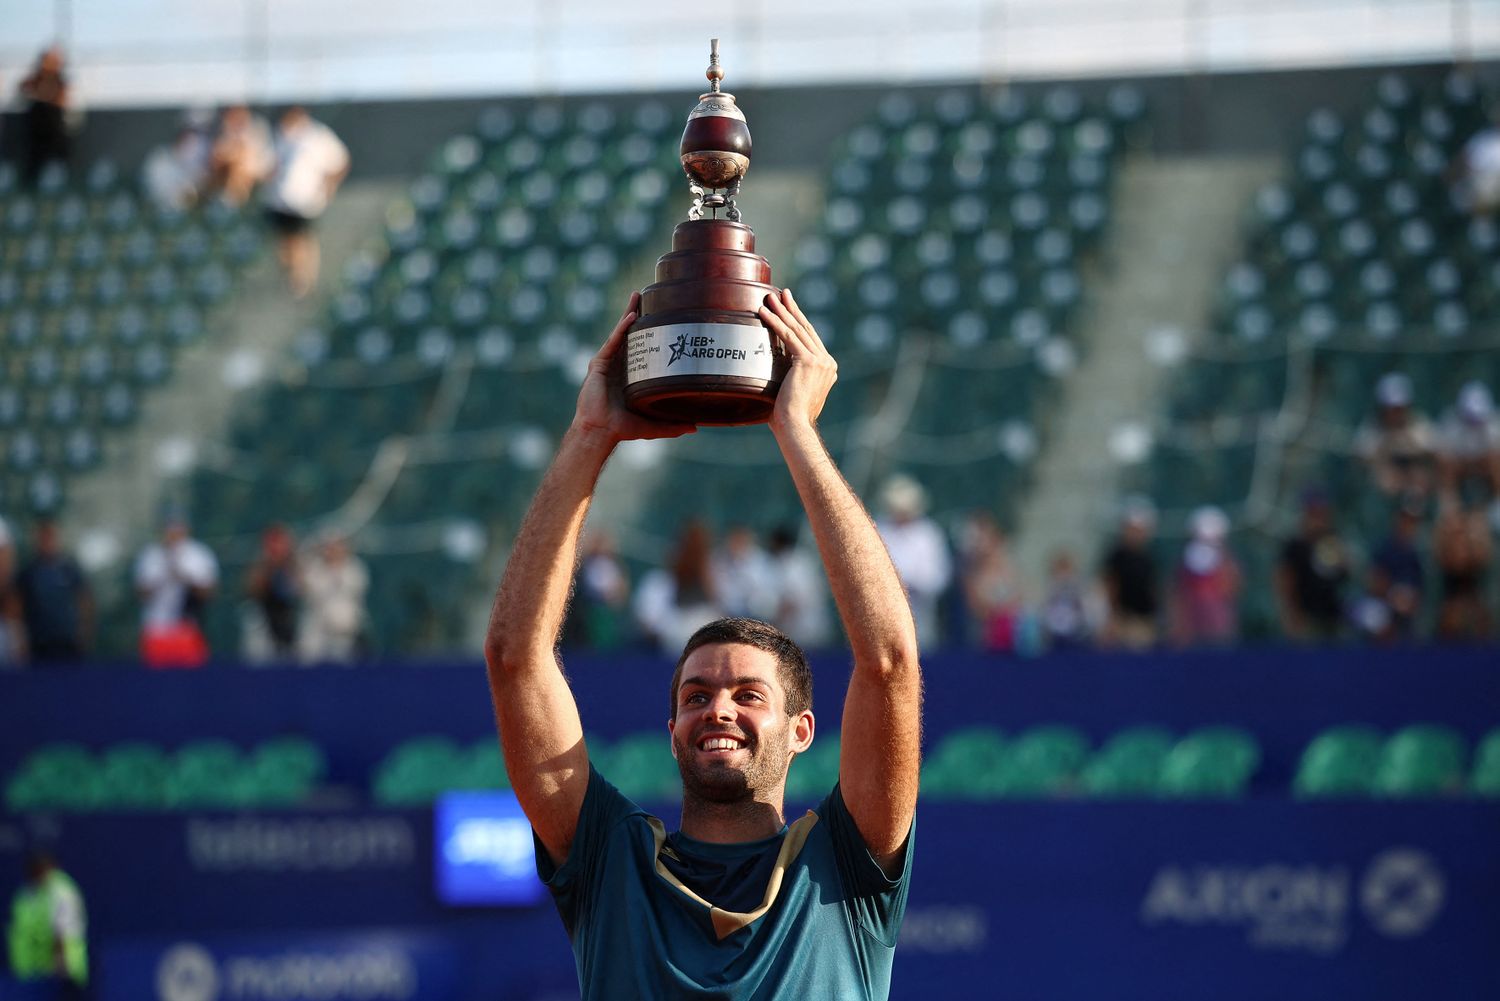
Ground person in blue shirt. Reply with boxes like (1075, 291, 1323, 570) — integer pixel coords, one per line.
(484, 289, 922, 1000)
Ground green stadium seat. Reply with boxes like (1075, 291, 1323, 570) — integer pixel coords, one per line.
(1293, 724, 1384, 798)
(372, 736, 466, 806)
(1158, 727, 1260, 799)
(600, 731, 679, 802)
(785, 736, 841, 802)
(1080, 726, 1173, 797)
(1374, 724, 1466, 798)
(921, 726, 1008, 800)
(166, 739, 246, 808)
(97, 742, 171, 809)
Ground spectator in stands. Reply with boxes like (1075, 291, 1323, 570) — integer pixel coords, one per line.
(1099, 497, 1160, 649)
(1276, 489, 1350, 642)
(764, 525, 832, 650)
(564, 530, 631, 650)
(0, 515, 19, 667)
(875, 474, 952, 650)
(209, 103, 274, 206)
(16, 47, 70, 185)
(634, 520, 721, 653)
(959, 512, 1022, 652)
(299, 534, 369, 664)
(14, 519, 92, 665)
(142, 125, 208, 211)
(711, 524, 777, 620)
(1354, 372, 1437, 502)
(1039, 549, 1099, 651)
(264, 106, 350, 298)
(1436, 380, 1500, 508)
(1354, 501, 1425, 644)
(1171, 506, 1241, 647)
(1434, 500, 1491, 641)
(134, 508, 218, 668)
(245, 523, 301, 662)
(1448, 107, 1500, 217)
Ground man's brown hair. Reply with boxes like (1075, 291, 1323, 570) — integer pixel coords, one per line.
(669, 617, 813, 719)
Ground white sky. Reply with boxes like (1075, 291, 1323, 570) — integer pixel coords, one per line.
(0, 0, 1496, 108)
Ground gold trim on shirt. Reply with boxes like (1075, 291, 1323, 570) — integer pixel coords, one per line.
(647, 811, 820, 940)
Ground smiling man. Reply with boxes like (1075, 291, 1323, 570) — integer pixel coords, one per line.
(484, 289, 922, 1000)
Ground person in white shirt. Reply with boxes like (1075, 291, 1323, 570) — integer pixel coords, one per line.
(263, 106, 350, 298)
(874, 474, 952, 650)
(142, 126, 208, 211)
(134, 511, 218, 668)
(1437, 380, 1500, 507)
(710, 524, 777, 620)
(1353, 372, 1437, 501)
(765, 525, 832, 649)
(1450, 114, 1500, 216)
(299, 534, 369, 664)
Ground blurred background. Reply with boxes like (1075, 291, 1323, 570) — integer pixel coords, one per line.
(1, 1, 1498, 998)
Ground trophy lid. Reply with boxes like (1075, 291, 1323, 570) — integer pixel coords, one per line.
(686, 38, 746, 123)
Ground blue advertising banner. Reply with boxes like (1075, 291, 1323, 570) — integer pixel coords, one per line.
(433, 792, 547, 907)
(3, 647, 1498, 792)
(4, 800, 1497, 1000)
(896, 801, 1500, 1001)
(99, 931, 467, 1001)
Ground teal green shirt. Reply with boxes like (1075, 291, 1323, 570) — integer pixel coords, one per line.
(537, 768, 914, 1000)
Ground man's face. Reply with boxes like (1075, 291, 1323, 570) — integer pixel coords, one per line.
(668, 643, 812, 805)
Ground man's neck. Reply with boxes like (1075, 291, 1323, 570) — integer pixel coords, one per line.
(679, 794, 787, 844)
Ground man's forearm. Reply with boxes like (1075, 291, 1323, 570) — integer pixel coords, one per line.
(485, 426, 613, 671)
(771, 421, 917, 671)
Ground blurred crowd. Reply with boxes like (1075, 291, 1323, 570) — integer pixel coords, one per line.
(141, 102, 349, 297)
(4, 365, 1496, 668)
(562, 368, 1500, 656)
(0, 510, 368, 670)
(9, 45, 350, 298)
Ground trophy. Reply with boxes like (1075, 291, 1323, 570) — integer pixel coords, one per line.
(624, 39, 788, 426)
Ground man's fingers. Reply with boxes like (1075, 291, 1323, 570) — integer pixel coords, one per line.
(595, 295, 642, 363)
(761, 294, 810, 355)
(781, 289, 832, 360)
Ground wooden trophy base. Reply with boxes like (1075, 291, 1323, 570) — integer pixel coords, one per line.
(624, 220, 786, 427)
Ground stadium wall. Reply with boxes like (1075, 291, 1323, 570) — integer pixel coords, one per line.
(3, 60, 1496, 183)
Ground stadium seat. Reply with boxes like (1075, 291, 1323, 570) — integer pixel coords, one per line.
(599, 731, 679, 802)
(372, 736, 466, 805)
(1158, 727, 1261, 798)
(1293, 724, 1384, 798)
(1374, 724, 1467, 797)
(921, 726, 1008, 800)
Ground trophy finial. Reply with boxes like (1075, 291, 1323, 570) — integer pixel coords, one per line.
(707, 38, 724, 93)
(681, 39, 751, 212)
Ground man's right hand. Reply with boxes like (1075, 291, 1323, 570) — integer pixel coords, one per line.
(571, 292, 697, 447)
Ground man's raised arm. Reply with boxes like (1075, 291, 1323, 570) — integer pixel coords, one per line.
(759, 290, 922, 875)
(484, 293, 694, 867)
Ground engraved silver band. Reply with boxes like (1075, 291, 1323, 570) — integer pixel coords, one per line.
(626, 322, 778, 384)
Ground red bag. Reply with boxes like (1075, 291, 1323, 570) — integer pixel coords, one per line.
(142, 621, 209, 668)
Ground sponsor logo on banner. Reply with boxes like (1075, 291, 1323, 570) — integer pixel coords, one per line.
(1359, 848, 1445, 938)
(155, 940, 417, 1001)
(1140, 846, 1445, 954)
(186, 817, 415, 873)
(434, 791, 547, 905)
(896, 905, 989, 954)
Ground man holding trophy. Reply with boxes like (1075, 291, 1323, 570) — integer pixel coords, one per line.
(483, 43, 921, 999)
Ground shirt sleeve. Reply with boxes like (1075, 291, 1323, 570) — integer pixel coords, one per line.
(819, 784, 915, 948)
(534, 765, 640, 935)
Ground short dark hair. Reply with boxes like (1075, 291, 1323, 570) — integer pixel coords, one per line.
(669, 617, 812, 720)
